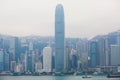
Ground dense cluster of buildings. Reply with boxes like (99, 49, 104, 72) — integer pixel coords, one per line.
(88, 31, 120, 71)
(0, 4, 120, 75)
(0, 31, 120, 74)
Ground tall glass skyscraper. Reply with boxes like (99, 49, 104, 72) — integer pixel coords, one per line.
(89, 40, 99, 68)
(55, 4, 65, 72)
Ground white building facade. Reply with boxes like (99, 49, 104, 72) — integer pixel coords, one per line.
(43, 46, 52, 72)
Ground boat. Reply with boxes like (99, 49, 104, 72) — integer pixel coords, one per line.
(93, 72, 105, 76)
(107, 73, 120, 78)
(54, 72, 64, 76)
(82, 76, 91, 78)
(73, 71, 83, 76)
(82, 73, 91, 78)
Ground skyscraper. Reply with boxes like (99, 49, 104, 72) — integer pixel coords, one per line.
(9, 37, 20, 63)
(110, 45, 120, 66)
(97, 37, 107, 66)
(89, 40, 99, 68)
(55, 4, 65, 72)
(4, 51, 10, 71)
(117, 30, 120, 65)
(27, 51, 35, 72)
(64, 45, 70, 72)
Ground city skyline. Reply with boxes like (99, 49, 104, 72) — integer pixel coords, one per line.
(0, 23, 120, 74)
(1, 0, 120, 76)
(0, 0, 120, 38)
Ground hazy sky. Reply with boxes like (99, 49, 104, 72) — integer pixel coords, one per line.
(0, 0, 120, 38)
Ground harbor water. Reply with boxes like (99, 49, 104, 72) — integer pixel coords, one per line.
(0, 76, 120, 80)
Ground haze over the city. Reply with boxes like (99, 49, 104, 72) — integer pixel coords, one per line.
(0, 0, 120, 38)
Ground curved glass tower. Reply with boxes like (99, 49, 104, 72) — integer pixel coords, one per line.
(55, 4, 65, 72)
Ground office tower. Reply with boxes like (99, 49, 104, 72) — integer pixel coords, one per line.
(0, 50, 4, 72)
(19, 53, 27, 72)
(90, 35, 110, 66)
(107, 32, 117, 65)
(98, 36, 106, 66)
(55, 4, 65, 72)
(110, 45, 120, 66)
(4, 51, 10, 71)
(117, 31, 120, 66)
(35, 50, 39, 63)
(9, 37, 15, 61)
(70, 49, 77, 71)
(104, 36, 109, 66)
(27, 51, 35, 72)
(27, 52, 32, 72)
(76, 39, 88, 69)
(81, 41, 88, 68)
(64, 45, 70, 72)
(9, 37, 20, 63)
(9, 37, 17, 72)
(33, 41, 48, 64)
(43, 46, 52, 72)
(89, 40, 99, 68)
(76, 39, 83, 70)
(24, 53, 27, 72)
(31, 51, 35, 72)
(15, 37, 21, 63)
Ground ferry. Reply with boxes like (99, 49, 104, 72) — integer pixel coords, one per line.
(107, 73, 120, 78)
